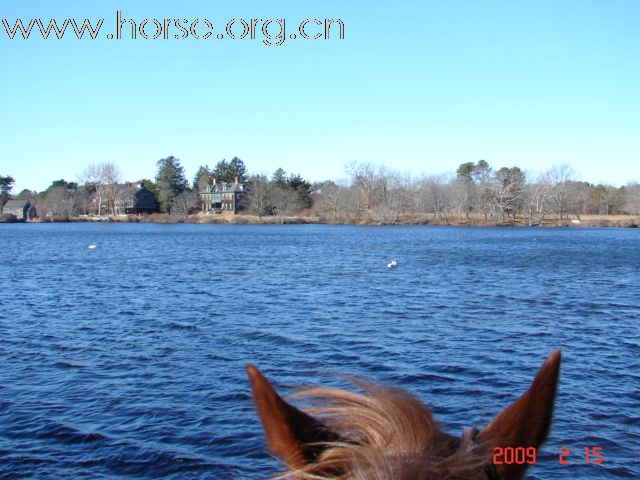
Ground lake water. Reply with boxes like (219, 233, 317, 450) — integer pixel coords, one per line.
(0, 223, 638, 479)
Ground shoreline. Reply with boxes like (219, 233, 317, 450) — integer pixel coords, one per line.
(4, 213, 639, 228)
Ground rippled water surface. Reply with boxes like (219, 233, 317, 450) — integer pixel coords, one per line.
(1, 223, 638, 479)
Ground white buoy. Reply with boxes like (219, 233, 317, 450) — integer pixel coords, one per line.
(88, 243, 97, 250)
(387, 260, 397, 269)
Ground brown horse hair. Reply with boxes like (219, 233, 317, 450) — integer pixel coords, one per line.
(248, 350, 561, 480)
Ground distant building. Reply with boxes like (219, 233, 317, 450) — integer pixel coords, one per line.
(115, 186, 157, 215)
(199, 177, 245, 214)
(2, 200, 37, 220)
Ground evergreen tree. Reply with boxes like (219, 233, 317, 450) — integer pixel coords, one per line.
(227, 157, 248, 183)
(16, 189, 36, 200)
(212, 157, 248, 183)
(211, 159, 230, 183)
(44, 179, 78, 192)
(272, 168, 288, 188)
(1, 175, 16, 209)
(138, 179, 158, 196)
(38, 180, 81, 219)
(456, 162, 475, 180)
(473, 160, 492, 180)
(455, 162, 476, 219)
(193, 165, 211, 190)
(155, 156, 189, 213)
(288, 173, 313, 209)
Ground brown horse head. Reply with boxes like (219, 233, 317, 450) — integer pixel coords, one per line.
(248, 350, 560, 479)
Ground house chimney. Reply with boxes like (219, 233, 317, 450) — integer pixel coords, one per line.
(212, 178, 217, 186)
(234, 176, 239, 184)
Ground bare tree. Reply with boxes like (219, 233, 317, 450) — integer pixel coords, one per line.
(41, 185, 79, 220)
(416, 174, 452, 222)
(566, 181, 592, 216)
(624, 182, 640, 216)
(491, 167, 526, 224)
(314, 179, 352, 222)
(371, 171, 412, 224)
(346, 162, 377, 222)
(247, 174, 272, 221)
(80, 163, 122, 215)
(473, 160, 494, 220)
(101, 163, 122, 215)
(547, 164, 575, 224)
(80, 165, 103, 215)
(171, 189, 199, 217)
(114, 184, 137, 215)
(271, 185, 301, 223)
(451, 177, 475, 222)
(526, 174, 552, 226)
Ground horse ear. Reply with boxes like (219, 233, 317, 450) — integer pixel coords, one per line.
(477, 350, 561, 479)
(247, 364, 340, 470)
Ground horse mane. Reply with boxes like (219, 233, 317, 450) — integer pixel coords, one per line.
(274, 380, 491, 480)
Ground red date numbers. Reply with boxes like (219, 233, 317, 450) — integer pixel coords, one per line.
(493, 446, 537, 465)
(492, 446, 604, 466)
(559, 446, 603, 465)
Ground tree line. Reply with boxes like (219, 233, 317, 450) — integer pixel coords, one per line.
(313, 161, 640, 225)
(2, 158, 640, 223)
(0, 156, 311, 221)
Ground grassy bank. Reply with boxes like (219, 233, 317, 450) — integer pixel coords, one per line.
(20, 212, 640, 228)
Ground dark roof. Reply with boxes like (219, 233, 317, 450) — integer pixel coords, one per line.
(134, 186, 153, 196)
(3, 200, 30, 209)
(226, 184, 244, 192)
(200, 182, 245, 194)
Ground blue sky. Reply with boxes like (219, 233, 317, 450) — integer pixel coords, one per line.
(1, 0, 639, 192)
